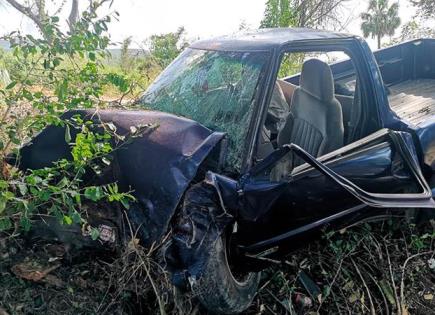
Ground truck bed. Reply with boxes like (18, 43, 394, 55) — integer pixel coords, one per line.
(388, 79, 435, 125)
(284, 39, 435, 126)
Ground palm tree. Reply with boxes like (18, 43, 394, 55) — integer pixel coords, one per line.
(361, 0, 401, 49)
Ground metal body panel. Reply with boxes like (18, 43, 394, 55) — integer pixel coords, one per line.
(415, 117, 435, 172)
(190, 28, 353, 52)
(14, 110, 225, 247)
(207, 131, 434, 260)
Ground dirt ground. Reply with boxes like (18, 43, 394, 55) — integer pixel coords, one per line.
(1, 216, 435, 315)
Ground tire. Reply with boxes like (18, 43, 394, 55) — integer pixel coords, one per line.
(192, 233, 260, 314)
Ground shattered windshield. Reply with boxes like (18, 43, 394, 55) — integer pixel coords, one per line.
(141, 48, 269, 170)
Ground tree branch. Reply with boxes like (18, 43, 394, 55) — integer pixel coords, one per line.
(4, 0, 45, 35)
(5, 0, 37, 20)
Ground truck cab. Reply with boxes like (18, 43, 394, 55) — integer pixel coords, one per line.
(144, 29, 435, 177)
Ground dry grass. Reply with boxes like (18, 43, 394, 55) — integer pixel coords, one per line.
(1, 216, 435, 315)
(250, 217, 435, 314)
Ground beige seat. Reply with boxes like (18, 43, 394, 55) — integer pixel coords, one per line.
(277, 59, 344, 159)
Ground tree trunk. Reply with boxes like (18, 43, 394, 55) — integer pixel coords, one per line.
(377, 34, 381, 49)
(68, 0, 79, 32)
(36, 0, 46, 21)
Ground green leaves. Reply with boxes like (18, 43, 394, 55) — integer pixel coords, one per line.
(89, 52, 96, 61)
(360, 0, 401, 48)
(64, 124, 72, 143)
(84, 186, 104, 202)
(55, 79, 69, 101)
(22, 89, 33, 101)
(105, 183, 135, 209)
(71, 126, 113, 169)
(106, 73, 130, 93)
(63, 215, 73, 225)
(260, 0, 294, 28)
(18, 183, 27, 196)
(90, 227, 100, 241)
(0, 5, 135, 236)
(5, 81, 17, 90)
(0, 199, 6, 215)
(149, 27, 187, 68)
(0, 217, 12, 231)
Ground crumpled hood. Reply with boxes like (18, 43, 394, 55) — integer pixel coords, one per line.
(13, 109, 225, 246)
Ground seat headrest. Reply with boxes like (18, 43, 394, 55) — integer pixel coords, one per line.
(299, 58, 334, 101)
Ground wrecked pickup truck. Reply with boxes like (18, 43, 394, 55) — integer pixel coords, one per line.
(13, 29, 435, 314)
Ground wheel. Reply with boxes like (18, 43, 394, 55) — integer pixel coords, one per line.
(191, 232, 260, 314)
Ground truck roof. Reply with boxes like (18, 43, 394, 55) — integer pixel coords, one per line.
(190, 28, 355, 51)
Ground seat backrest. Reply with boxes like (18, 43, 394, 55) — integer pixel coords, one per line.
(277, 59, 344, 158)
(335, 93, 354, 142)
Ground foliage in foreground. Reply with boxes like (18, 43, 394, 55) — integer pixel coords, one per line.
(0, 6, 135, 236)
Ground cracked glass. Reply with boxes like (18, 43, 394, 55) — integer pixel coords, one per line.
(141, 48, 269, 170)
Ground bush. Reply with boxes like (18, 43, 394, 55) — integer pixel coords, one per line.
(0, 7, 135, 234)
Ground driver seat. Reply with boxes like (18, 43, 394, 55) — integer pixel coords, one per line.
(277, 59, 344, 161)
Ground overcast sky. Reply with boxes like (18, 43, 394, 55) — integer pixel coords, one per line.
(0, 0, 417, 49)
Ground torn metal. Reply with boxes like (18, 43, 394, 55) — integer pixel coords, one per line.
(165, 131, 434, 284)
(164, 180, 233, 287)
(13, 109, 225, 247)
(204, 130, 435, 260)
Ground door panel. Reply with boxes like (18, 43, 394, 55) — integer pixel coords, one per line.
(236, 129, 434, 253)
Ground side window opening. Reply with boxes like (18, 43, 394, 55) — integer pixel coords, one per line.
(256, 50, 361, 162)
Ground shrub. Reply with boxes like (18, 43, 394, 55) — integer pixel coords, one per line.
(0, 7, 135, 234)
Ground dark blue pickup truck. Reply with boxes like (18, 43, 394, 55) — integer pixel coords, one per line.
(143, 29, 435, 314)
(17, 29, 435, 314)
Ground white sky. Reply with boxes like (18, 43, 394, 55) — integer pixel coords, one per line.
(0, 0, 418, 49)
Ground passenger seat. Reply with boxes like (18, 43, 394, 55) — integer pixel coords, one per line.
(277, 59, 344, 159)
